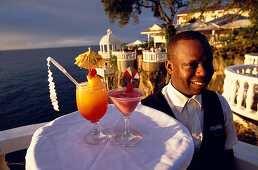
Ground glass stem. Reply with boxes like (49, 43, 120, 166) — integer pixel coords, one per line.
(124, 116, 130, 135)
(91, 122, 101, 137)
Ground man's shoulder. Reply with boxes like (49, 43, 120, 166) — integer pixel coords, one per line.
(203, 90, 229, 107)
(202, 90, 226, 102)
(202, 90, 232, 119)
(141, 91, 175, 117)
(141, 91, 165, 105)
(215, 92, 229, 104)
(215, 92, 232, 114)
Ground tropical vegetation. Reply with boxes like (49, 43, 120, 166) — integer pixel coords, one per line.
(100, 0, 257, 53)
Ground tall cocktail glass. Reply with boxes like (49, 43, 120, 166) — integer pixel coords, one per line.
(108, 88, 145, 146)
(76, 81, 109, 145)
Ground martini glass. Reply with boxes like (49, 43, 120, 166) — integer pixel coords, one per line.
(76, 81, 109, 145)
(108, 88, 145, 146)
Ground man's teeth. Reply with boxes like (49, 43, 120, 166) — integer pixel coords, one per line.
(192, 82, 204, 85)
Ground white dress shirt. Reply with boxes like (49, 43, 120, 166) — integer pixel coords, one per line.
(162, 81, 238, 150)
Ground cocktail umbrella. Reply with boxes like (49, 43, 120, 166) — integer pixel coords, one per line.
(124, 67, 139, 82)
(74, 48, 105, 69)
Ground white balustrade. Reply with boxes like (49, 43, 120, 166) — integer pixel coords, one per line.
(142, 51, 167, 62)
(112, 51, 136, 61)
(0, 122, 48, 170)
(244, 53, 258, 65)
(98, 51, 111, 59)
(96, 67, 114, 77)
(222, 64, 258, 121)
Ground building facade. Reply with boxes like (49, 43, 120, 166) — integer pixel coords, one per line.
(176, 7, 249, 25)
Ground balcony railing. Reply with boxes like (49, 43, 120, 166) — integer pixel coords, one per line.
(96, 67, 114, 77)
(112, 51, 136, 61)
(142, 51, 167, 62)
(244, 53, 258, 65)
(222, 64, 258, 121)
(98, 51, 111, 59)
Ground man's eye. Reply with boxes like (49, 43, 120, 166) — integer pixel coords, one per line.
(186, 63, 198, 68)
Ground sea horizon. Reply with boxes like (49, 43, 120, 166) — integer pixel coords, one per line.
(0, 45, 100, 131)
(0, 44, 100, 52)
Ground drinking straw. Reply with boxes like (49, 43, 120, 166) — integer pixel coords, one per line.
(47, 60, 59, 111)
(47, 57, 79, 86)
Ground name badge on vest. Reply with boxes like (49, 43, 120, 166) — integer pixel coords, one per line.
(210, 124, 223, 136)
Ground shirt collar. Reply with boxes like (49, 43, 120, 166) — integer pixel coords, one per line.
(166, 81, 202, 113)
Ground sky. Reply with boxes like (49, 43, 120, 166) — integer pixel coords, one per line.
(0, 0, 163, 50)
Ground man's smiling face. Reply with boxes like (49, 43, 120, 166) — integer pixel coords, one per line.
(167, 39, 214, 97)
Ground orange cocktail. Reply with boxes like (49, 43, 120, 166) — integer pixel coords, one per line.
(76, 80, 109, 145)
(76, 82, 108, 123)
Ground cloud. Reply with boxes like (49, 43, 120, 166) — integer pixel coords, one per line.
(0, 30, 101, 50)
(0, 0, 158, 50)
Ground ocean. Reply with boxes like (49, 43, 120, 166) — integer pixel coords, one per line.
(0, 46, 99, 131)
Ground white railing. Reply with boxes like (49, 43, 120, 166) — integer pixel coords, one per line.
(234, 141, 258, 170)
(244, 53, 258, 65)
(142, 51, 167, 62)
(96, 67, 114, 77)
(222, 64, 258, 121)
(0, 123, 258, 170)
(98, 51, 111, 59)
(112, 51, 136, 61)
(0, 122, 48, 170)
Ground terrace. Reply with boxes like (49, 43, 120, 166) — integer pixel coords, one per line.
(222, 53, 258, 121)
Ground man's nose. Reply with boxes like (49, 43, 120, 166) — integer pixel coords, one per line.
(196, 64, 208, 77)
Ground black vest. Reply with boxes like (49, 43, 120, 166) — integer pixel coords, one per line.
(142, 90, 234, 170)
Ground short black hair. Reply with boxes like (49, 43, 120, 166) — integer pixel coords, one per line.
(167, 31, 212, 60)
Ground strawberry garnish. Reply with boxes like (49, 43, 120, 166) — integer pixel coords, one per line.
(89, 69, 97, 78)
(125, 83, 134, 92)
(96, 57, 102, 61)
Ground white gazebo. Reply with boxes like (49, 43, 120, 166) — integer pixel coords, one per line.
(97, 29, 121, 77)
(98, 29, 121, 59)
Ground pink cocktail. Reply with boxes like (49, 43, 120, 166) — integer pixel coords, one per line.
(108, 88, 145, 146)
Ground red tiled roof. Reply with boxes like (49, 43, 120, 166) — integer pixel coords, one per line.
(178, 6, 226, 15)
(178, 9, 192, 15)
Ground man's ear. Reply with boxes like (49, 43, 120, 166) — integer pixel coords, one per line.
(165, 59, 173, 74)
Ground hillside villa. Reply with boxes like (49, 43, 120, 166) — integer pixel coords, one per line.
(141, 7, 251, 47)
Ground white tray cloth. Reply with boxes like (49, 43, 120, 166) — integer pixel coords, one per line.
(26, 104, 194, 170)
